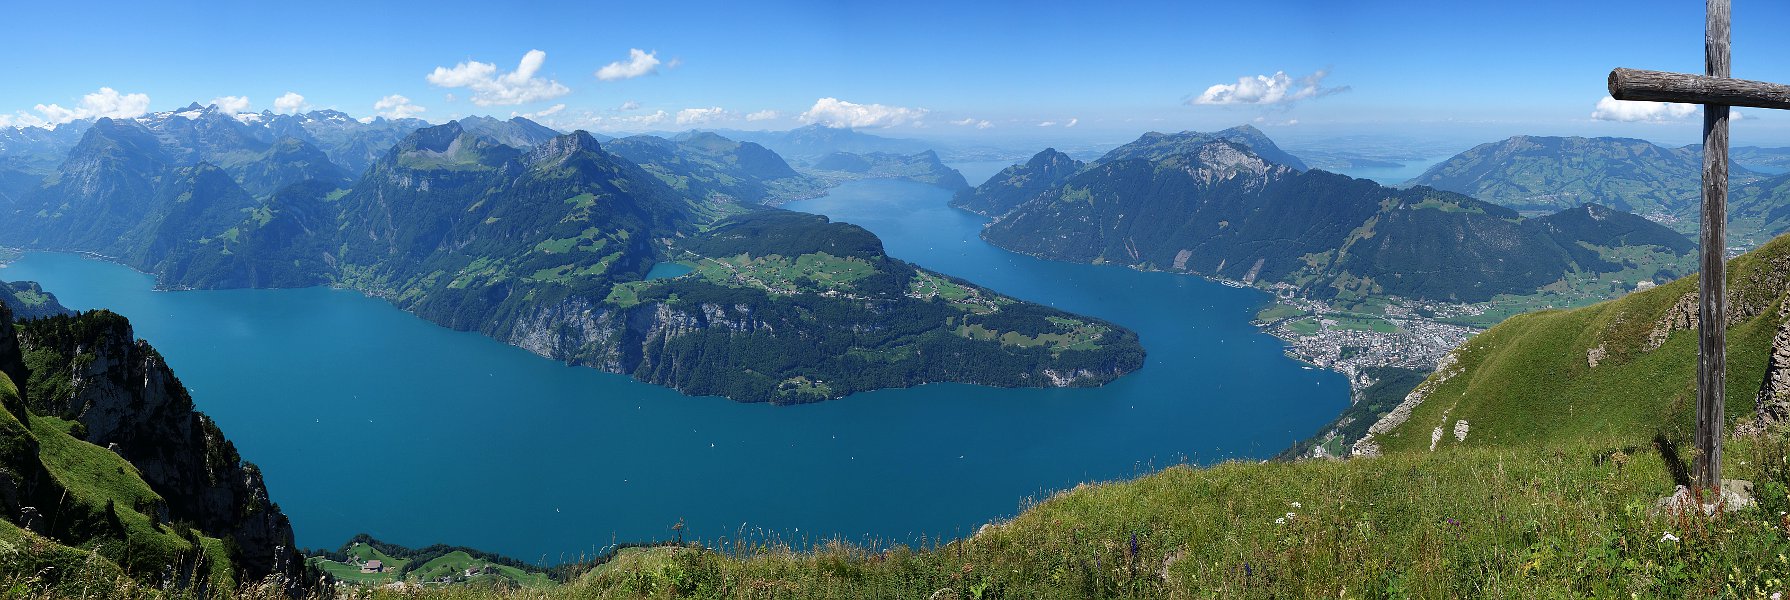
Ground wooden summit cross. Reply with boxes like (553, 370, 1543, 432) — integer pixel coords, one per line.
(1609, 0, 1790, 489)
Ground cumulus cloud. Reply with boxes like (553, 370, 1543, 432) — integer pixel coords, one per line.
(676, 106, 727, 125)
(1192, 69, 1348, 106)
(746, 109, 781, 121)
(950, 117, 994, 129)
(1065, 118, 1079, 128)
(374, 94, 426, 119)
(427, 49, 571, 106)
(273, 92, 309, 114)
(1590, 95, 1698, 122)
(209, 95, 251, 113)
(620, 110, 669, 127)
(596, 49, 663, 81)
(799, 97, 926, 128)
(533, 108, 672, 133)
(9, 87, 154, 127)
(514, 103, 566, 120)
(619, 100, 641, 111)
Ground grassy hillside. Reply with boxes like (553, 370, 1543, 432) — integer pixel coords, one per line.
(69, 438, 1780, 599)
(1365, 231, 1790, 455)
(0, 368, 238, 597)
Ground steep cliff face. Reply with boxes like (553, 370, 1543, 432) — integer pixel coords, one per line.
(0, 301, 24, 394)
(13, 310, 301, 588)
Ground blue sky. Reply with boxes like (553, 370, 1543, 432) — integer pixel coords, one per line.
(4, 0, 1790, 145)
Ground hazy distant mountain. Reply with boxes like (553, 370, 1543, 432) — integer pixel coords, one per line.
(607, 131, 823, 204)
(720, 125, 936, 162)
(1733, 146, 1790, 173)
(802, 149, 969, 193)
(4, 118, 173, 250)
(949, 125, 1305, 219)
(455, 115, 565, 148)
(1098, 125, 1308, 171)
(980, 135, 1692, 302)
(1409, 135, 1766, 218)
(237, 108, 430, 175)
(0, 120, 91, 176)
(1731, 171, 1790, 247)
(950, 148, 1084, 217)
(235, 137, 353, 196)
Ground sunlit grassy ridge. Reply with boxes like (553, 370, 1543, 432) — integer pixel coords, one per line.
(60, 437, 1772, 599)
(1373, 232, 1790, 455)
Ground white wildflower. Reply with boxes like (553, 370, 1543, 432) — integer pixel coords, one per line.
(1660, 532, 1680, 543)
(1274, 517, 1286, 525)
(1290, 501, 1302, 508)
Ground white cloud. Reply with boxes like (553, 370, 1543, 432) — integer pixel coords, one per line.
(427, 49, 571, 106)
(1192, 69, 1348, 106)
(799, 97, 927, 128)
(676, 106, 727, 125)
(619, 100, 641, 111)
(621, 110, 669, 127)
(596, 49, 663, 81)
(1065, 118, 1079, 128)
(746, 109, 781, 121)
(273, 92, 309, 114)
(209, 95, 251, 113)
(444, 93, 457, 103)
(535, 109, 672, 133)
(14, 87, 153, 126)
(950, 117, 993, 129)
(1589, 95, 1698, 122)
(514, 103, 566, 120)
(374, 94, 426, 119)
(1037, 121, 1057, 127)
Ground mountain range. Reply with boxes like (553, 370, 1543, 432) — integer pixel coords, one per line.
(1407, 135, 1790, 247)
(0, 111, 1136, 403)
(967, 128, 1695, 303)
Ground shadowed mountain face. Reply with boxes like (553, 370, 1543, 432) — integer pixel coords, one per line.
(951, 148, 1085, 217)
(978, 135, 1694, 303)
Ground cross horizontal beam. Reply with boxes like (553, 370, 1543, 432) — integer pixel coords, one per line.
(1609, 67, 1790, 110)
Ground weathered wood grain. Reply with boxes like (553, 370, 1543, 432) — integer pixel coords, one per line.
(1607, 68, 1790, 111)
(1695, 0, 1730, 490)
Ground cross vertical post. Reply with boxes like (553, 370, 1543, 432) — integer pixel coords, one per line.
(1614, 0, 1790, 492)
(1695, 0, 1730, 490)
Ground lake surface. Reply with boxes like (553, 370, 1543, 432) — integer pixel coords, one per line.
(1326, 155, 1454, 186)
(0, 178, 1346, 563)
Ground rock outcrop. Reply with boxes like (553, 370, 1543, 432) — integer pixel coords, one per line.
(1352, 352, 1463, 457)
(14, 310, 302, 589)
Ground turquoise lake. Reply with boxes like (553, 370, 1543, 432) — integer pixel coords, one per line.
(0, 177, 1347, 563)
